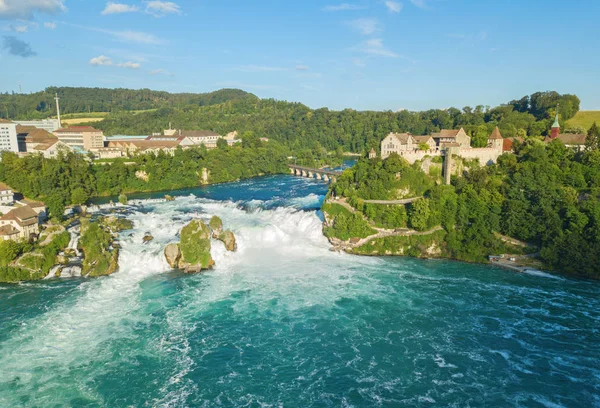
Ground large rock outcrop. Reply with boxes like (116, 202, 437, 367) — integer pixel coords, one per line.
(218, 230, 237, 252)
(209, 216, 223, 238)
(177, 219, 214, 273)
(164, 243, 181, 268)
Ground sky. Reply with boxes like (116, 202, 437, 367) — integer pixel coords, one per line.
(0, 0, 599, 112)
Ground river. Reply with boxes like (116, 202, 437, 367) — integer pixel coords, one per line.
(0, 175, 599, 407)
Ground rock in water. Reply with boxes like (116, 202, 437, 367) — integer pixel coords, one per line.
(165, 195, 175, 202)
(164, 243, 181, 268)
(218, 230, 237, 252)
(142, 234, 154, 244)
(209, 215, 223, 238)
(178, 219, 214, 273)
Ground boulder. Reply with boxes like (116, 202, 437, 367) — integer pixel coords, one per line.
(164, 243, 181, 268)
(103, 216, 134, 232)
(142, 234, 154, 244)
(165, 195, 175, 202)
(218, 230, 237, 252)
(178, 219, 214, 273)
(209, 215, 223, 238)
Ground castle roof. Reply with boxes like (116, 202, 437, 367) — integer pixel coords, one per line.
(489, 126, 503, 140)
(389, 132, 414, 144)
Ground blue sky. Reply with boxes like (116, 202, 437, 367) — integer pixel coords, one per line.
(1, 0, 599, 111)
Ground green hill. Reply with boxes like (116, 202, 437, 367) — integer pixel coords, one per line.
(566, 111, 600, 130)
(0, 87, 255, 120)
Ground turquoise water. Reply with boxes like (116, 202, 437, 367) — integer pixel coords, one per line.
(1, 176, 599, 407)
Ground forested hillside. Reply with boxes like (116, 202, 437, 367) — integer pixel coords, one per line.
(93, 91, 581, 152)
(324, 124, 600, 279)
(0, 87, 254, 119)
(0, 86, 582, 153)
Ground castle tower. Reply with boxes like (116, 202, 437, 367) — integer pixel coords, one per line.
(488, 126, 503, 151)
(368, 148, 377, 159)
(551, 104, 560, 139)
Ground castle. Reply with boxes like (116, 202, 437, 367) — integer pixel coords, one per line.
(380, 126, 504, 165)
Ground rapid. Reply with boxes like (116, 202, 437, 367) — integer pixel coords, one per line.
(0, 175, 599, 407)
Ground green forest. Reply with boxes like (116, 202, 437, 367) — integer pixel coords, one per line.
(324, 123, 600, 279)
(0, 87, 253, 119)
(0, 87, 582, 153)
(0, 141, 290, 219)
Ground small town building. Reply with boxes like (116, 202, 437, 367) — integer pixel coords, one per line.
(0, 119, 19, 153)
(0, 205, 40, 241)
(503, 137, 524, 152)
(544, 111, 587, 151)
(413, 135, 437, 150)
(53, 126, 104, 150)
(0, 182, 15, 204)
(368, 148, 377, 159)
(13, 119, 61, 133)
(381, 133, 417, 159)
(431, 128, 471, 148)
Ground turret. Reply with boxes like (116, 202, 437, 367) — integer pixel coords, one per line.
(488, 126, 503, 150)
(551, 105, 560, 139)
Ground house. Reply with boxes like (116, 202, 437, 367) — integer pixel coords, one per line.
(413, 135, 437, 151)
(13, 119, 61, 133)
(368, 148, 377, 159)
(544, 110, 587, 151)
(53, 126, 104, 150)
(0, 119, 19, 153)
(89, 147, 125, 159)
(380, 133, 417, 159)
(0, 182, 14, 204)
(503, 137, 524, 152)
(16, 199, 47, 221)
(0, 205, 40, 241)
(431, 128, 471, 148)
(33, 140, 74, 159)
(544, 134, 587, 151)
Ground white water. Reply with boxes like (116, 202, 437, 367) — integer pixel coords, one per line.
(0, 195, 383, 406)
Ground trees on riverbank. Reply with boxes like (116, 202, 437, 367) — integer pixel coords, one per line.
(323, 134, 600, 278)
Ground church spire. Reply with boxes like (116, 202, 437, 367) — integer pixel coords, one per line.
(551, 103, 560, 138)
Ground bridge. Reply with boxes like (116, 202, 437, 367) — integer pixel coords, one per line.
(288, 165, 342, 183)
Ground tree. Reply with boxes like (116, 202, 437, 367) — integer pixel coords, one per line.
(216, 138, 228, 150)
(586, 122, 600, 151)
(46, 192, 65, 220)
(71, 187, 89, 205)
(409, 198, 430, 231)
(118, 193, 128, 205)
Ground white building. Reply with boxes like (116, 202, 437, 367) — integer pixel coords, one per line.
(0, 119, 19, 153)
(53, 126, 104, 151)
(0, 182, 14, 204)
(13, 119, 61, 133)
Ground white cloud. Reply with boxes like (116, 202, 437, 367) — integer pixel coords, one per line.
(90, 55, 113, 66)
(323, 3, 365, 11)
(145, 1, 181, 17)
(150, 68, 165, 75)
(69, 23, 166, 44)
(348, 18, 381, 35)
(117, 61, 141, 68)
(0, 0, 66, 20)
(102, 3, 140, 15)
(12, 24, 28, 32)
(357, 38, 398, 57)
(90, 54, 141, 69)
(44, 21, 56, 29)
(385, 1, 403, 13)
(295, 65, 309, 71)
(409, 0, 427, 9)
